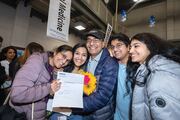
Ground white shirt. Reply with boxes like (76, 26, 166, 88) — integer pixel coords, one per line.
(0, 59, 10, 75)
(0, 59, 11, 88)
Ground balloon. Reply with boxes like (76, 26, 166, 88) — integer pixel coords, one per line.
(149, 15, 156, 27)
(120, 9, 127, 22)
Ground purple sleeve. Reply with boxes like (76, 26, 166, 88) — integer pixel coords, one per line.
(11, 54, 51, 103)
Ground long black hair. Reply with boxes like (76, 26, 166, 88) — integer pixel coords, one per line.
(127, 33, 180, 87)
(63, 43, 89, 72)
(126, 58, 140, 91)
(132, 33, 180, 64)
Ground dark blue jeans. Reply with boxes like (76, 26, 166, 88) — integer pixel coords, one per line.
(49, 112, 83, 120)
(83, 114, 93, 120)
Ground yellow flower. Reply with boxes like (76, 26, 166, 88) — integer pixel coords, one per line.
(79, 70, 96, 96)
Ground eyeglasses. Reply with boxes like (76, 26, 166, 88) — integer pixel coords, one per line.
(61, 53, 71, 64)
(87, 38, 101, 44)
(110, 43, 125, 50)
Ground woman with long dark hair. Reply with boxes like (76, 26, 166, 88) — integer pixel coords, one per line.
(50, 43, 89, 120)
(0, 46, 17, 89)
(63, 43, 89, 73)
(128, 33, 180, 120)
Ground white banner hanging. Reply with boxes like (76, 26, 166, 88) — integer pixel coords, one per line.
(47, 0, 71, 42)
(104, 23, 112, 47)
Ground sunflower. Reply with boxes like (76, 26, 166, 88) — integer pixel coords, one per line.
(79, 70, 97, 96)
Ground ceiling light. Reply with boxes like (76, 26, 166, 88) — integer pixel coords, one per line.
(133, 0, 144, 2)
(75, 25, 86, 31)
(104, 0, 109, 4)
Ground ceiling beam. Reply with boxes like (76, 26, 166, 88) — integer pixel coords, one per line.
(72, 0, 106, 31)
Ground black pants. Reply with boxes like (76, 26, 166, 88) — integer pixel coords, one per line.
(0, 89, 6, 106)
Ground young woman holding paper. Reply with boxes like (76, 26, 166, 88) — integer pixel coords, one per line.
(50, 43, 89, 120)
(9, 45, 73, 120)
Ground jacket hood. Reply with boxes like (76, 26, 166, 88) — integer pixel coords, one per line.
(148, 55, 180, 77)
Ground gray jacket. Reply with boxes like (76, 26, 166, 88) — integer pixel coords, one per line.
(132, 55, 180, 120)
(10, 53, 51, 120)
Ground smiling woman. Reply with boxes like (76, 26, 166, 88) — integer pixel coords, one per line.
(9, 45, 73, 120)
(128, 33, 180, 120)
(64, 43, 89, 73)
(0, 46, 17, 90)
(50, 43, 89, 120)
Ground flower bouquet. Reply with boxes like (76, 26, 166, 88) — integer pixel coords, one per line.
(79, 70, 97, 96)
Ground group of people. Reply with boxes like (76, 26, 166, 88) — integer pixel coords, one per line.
(0, 29, 180, 120)
(0, 38, 44, 105)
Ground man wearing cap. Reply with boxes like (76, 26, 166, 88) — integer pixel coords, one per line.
(73, 29, 118, 120)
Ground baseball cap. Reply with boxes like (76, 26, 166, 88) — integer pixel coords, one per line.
(86, 29, 105, 40)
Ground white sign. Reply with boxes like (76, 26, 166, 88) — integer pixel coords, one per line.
(47, 0, 71, 42)
(104, 23, 113, 47)
(52, 72, 84, 108)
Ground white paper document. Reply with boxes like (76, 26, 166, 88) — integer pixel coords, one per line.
(47, 99, 71, 116)
(47, 99, 53, 111)
(52, 72, 84, 108)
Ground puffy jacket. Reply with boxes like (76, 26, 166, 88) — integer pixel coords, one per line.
(10, 53, 51, 120)
(132, 55, 180, 120)
(73, 48, 118, 120)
